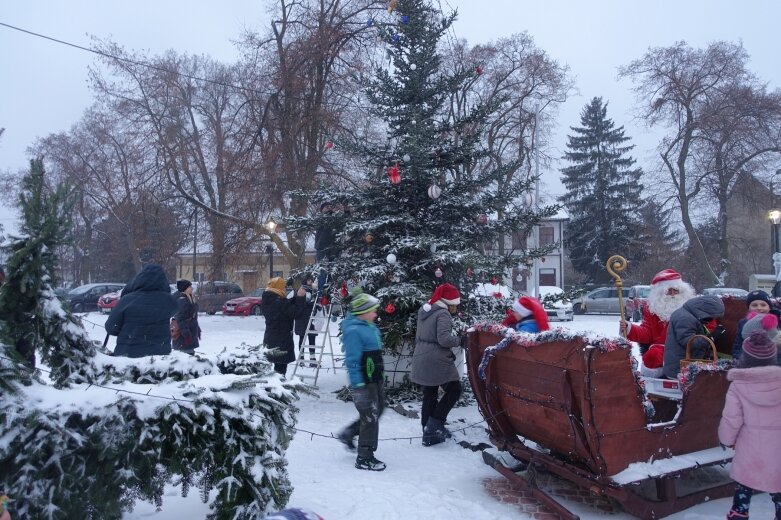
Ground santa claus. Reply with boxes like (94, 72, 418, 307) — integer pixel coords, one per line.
(620, 268, 696, 352)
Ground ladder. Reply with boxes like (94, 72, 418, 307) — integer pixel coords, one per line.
(291, 299, 343, 386)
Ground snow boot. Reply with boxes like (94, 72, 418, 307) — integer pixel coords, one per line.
(422, 417, 447, 446)
(336, 430, 356, 451)
(727, 509, 748, 519)
(355, 455, 386, 471)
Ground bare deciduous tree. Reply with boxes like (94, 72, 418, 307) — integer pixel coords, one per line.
(620, 41, 781, 284)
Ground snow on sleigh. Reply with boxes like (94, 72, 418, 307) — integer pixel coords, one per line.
(465, 302, 744, 520)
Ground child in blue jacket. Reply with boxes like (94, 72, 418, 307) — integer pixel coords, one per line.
(336, 288, 386, 471)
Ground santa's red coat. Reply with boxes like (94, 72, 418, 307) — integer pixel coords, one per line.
(627, 306, 668, 345)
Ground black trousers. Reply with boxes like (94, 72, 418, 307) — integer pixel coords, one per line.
(274, 363, 288, 376)
(420, 380, 462, 429)
(731, 482, 781, 517)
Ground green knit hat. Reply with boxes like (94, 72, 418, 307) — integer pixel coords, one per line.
(350, 287, 379, 315)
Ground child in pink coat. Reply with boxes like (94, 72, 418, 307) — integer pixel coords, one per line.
(718, 312, 781, 519)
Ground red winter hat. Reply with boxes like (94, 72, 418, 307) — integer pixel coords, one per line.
(423, 283, 461, 311)
(651, 269, 682, 285)
(511, 296, 550, 331)
(642, 344, 664, 369)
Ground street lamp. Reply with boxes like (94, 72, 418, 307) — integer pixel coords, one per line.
(769, 209, 781, 279)
(265, 219, 277, 279)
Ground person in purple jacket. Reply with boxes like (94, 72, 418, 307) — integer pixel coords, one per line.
(718, 312, 781, 520)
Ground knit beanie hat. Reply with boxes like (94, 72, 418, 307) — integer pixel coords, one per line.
(422, 283, 461, 311)
(745, 289, 772, 308)
(349, 287, 379, 315)
(741, 311, 779, 340)
(266, 277, 287, 298)
(176, 279, 192, 292)
(264, 508, 325, 520)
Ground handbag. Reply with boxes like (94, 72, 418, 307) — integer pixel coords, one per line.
(680, 334, 718, 371)
(170, 318, 181, 341)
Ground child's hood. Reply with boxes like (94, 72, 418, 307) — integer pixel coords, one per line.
(728, 365, 781, 407)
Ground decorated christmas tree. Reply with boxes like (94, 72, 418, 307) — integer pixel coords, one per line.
(293, 0, 556, 350)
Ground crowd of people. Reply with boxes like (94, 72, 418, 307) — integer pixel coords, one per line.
(38, 260, 778, 518)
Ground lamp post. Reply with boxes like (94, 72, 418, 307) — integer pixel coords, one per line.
(769, 209, 781, 279)
(265, 219, 277, 280)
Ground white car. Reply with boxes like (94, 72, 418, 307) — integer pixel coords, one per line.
(531, 285, 574, 321)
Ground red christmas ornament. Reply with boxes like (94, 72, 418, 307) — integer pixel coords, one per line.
(466, 267, 474, 277)
(492, 292, 503, 299)
(340, 282, 348, 298)
(325, 139, 334, 150)
(320, 296, 329, 306)
(491, 276, 498, 285)
(477, 213, 488, 225)
(365, 233, 374, 244)
(475, 66, 483, 76)
(387, 162, 402, 185)
(384, 303, 396, 314)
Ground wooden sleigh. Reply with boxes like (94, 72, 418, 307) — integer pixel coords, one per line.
(466, 296, 748, 520)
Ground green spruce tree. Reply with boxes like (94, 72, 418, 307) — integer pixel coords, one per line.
(0, 158, 96, 386)
(559, 97, 644, 283)
(293, 0, 555, 350)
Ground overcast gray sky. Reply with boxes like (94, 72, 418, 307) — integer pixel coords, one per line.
(2, 0, 780, 234)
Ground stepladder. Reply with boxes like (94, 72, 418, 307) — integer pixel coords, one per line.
(291, 298, 343, 386)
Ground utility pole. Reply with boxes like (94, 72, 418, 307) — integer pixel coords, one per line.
(533, 103, 541, 298)
(192, 207, 198, 281)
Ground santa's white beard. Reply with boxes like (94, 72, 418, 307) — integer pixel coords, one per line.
(647, 282, 695, 322)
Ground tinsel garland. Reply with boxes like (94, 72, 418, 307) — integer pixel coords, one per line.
(677, 358, 733, 388)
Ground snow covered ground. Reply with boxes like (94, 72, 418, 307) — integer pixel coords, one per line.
(71, 312, 776, 519)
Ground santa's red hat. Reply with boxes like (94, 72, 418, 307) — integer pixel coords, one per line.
(651, 269, 682, 285)
(422, 283, 461, 311)
(511, 296, 550, 331)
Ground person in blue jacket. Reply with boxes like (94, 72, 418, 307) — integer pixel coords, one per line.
(507, 296, 550, 333)
(105, 264, 178, 358)
(336, 287, 386, 471)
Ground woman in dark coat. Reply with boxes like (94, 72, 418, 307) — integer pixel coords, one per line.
(105, 264, 178, 358)
(173, 279, 201, 355)
(262, 277, 307, 376)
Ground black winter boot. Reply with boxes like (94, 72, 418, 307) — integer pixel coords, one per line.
(422, 417, 447, 446)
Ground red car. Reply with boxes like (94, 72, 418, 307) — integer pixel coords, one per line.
(624, 285, 650, 322)
(222, 288, 263, 316)
(97, 289, 123, 314)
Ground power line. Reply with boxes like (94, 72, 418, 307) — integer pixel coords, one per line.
(0, 20, 268, 97)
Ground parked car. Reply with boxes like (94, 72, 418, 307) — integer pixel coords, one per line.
(67, 283, 125, 312)
(624, 284, 651, 322)
(702, 287, 748, 297)
(222, 288, 263, 316)
(574, 286, 629, 315)
(531, 285, 574, 321)
(97, 289, 123, 314)
(195, 281, 243, 315)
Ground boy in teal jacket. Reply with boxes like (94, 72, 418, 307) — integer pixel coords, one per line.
(337, 288, 386, 471)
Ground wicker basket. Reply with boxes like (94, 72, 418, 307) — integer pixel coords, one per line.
(680, 334, 718, 371)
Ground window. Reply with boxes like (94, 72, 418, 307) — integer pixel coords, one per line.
(511, 231, 527, 250)
(539, 268, 556, 286)
(539, 226, 555, 246)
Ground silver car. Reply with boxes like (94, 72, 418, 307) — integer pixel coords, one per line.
(574, 287, 630, 315)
